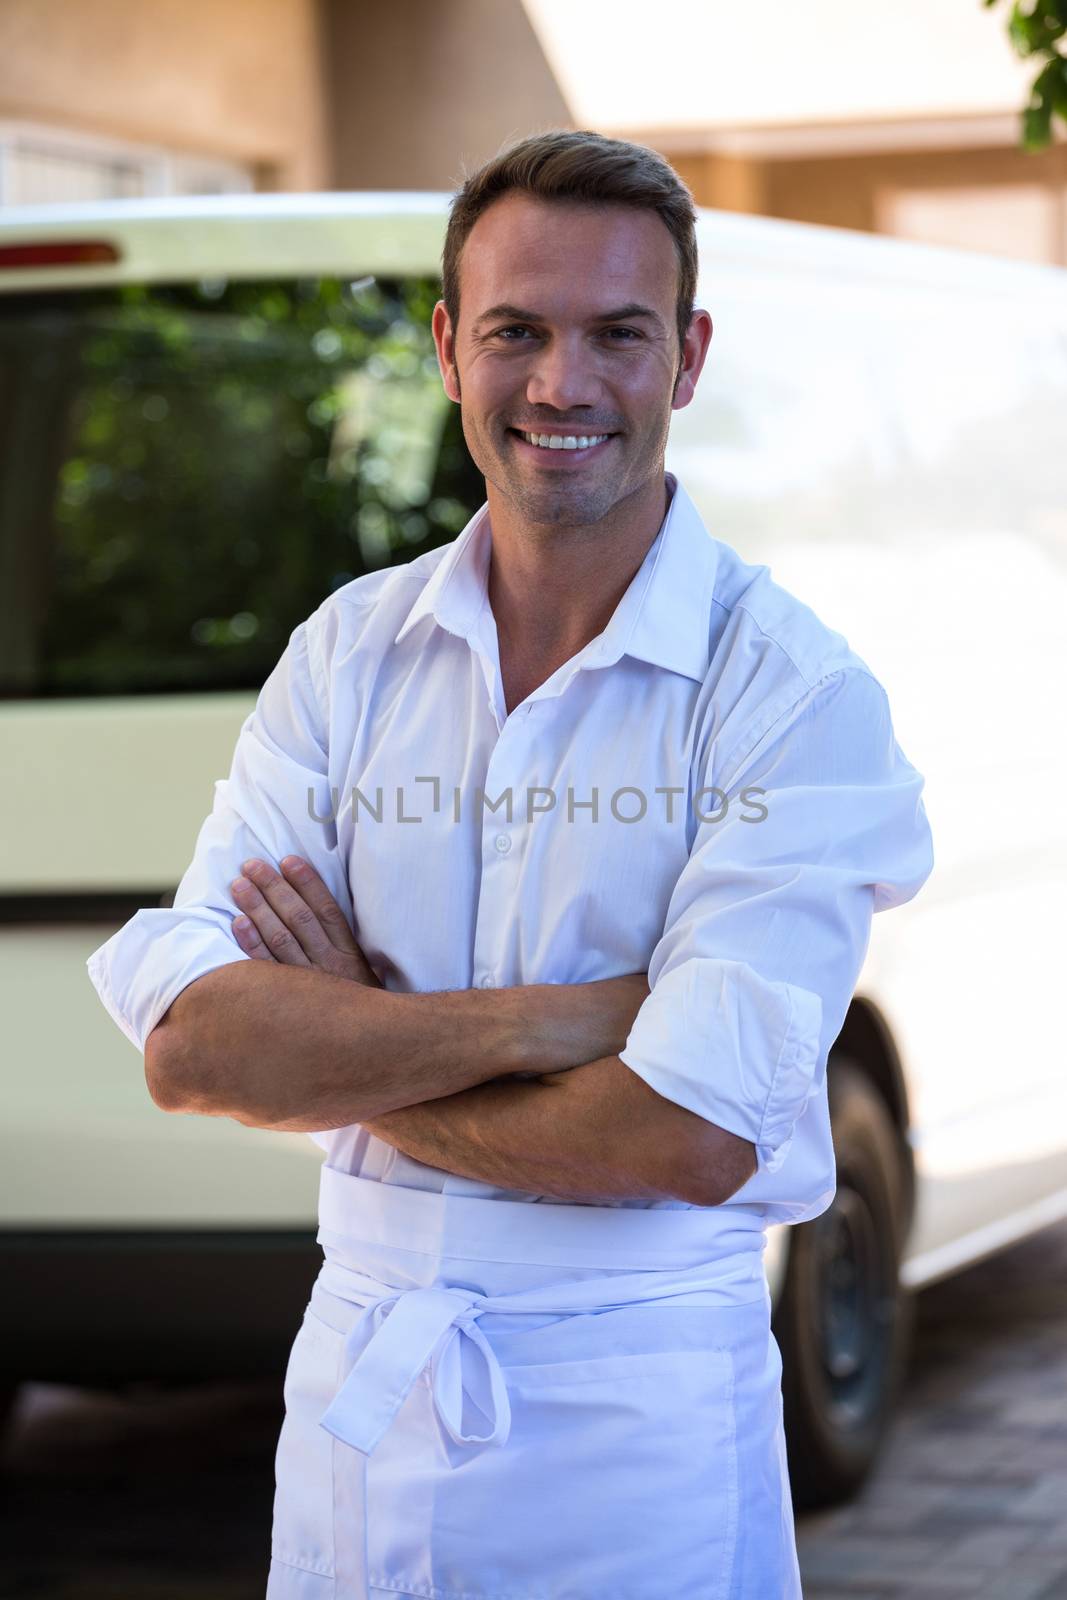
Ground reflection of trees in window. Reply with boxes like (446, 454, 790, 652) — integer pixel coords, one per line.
(0, 276, 485, 700)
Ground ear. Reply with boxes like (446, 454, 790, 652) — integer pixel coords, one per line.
(671, 309, 713, 412)
(432, 301, 461, 404)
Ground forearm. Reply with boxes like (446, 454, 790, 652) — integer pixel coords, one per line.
(360, 1054, 714, 1205)
(148, 959, 646, 1130)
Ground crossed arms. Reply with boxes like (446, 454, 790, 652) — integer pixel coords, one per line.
(143, 855, 758, 1209)
(128, 657, 925, 1215)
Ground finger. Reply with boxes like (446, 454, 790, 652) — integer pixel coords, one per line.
(232, 911, 278, 962)
(230, 868, 314, 967)
(238, 857, 339, 964)
(277, 856, 362, 955)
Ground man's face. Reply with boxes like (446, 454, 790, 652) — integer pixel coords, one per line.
(432, 192, 710, 528)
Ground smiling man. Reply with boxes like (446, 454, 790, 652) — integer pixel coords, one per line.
(87, 130, 934, 1598)
(438, 188, 704, 720)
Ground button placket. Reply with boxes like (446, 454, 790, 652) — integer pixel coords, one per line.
(471, 713, 535, 1000)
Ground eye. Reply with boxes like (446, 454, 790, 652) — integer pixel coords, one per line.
(490, 324, 642, 343)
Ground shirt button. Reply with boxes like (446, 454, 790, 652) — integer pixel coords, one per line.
(494, 834, 511, 854)
(479, 975, 496, 988)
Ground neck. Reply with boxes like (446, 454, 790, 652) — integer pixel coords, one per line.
(485, 472, 672, 662)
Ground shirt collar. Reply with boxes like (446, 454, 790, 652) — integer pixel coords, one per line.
(393, 470, 718, 684)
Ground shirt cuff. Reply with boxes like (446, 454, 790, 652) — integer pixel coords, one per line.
(86, 907, 251, 1054)
(617, 957, 824, 1178)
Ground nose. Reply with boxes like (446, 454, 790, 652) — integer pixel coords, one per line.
(525, 331, 602, 413)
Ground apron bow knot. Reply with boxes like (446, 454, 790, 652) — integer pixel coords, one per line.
(317, 1284, 512, 1455)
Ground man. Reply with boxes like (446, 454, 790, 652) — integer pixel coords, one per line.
(87, 128, 935, 1597)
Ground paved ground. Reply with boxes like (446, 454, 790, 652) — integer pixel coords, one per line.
(796, 1218, 1067, 1599)
(1, 1219, 1065, 1599)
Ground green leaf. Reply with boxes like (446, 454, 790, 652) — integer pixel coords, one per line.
(1047, 55, 1067, 115)
(1022, 99, 1053, 148)
(1009, 0, 1066, 52)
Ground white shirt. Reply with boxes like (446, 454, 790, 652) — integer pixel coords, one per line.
(87, 471, 934, 1226)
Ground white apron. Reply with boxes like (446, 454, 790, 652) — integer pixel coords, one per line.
(266, 1165, 803, 1600)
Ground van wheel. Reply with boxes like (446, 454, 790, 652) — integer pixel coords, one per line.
(0, 1382, 20, 1493)
(773, 1054, 914, 1511)
(0, 1382, 18, 1438)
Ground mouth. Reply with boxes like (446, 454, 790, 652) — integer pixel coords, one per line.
(507, 428, 616, 463)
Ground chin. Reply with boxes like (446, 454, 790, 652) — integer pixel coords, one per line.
(515, 488, 616, 529)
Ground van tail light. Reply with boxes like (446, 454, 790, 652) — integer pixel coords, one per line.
(0, 241, 120, 271)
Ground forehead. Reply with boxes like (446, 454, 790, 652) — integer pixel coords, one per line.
(459, 193, 677, 315)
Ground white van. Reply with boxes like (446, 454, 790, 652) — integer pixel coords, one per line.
(2, 192, 1065, 1510)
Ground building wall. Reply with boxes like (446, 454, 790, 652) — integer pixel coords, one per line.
(672, 139, 1067, 266)
(322, 0, 574, 191)
(764, 140, 1067, 241)
(0, 0, 330, 192)
(671, 153, 769, 218)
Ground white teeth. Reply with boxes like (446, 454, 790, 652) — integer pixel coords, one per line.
(521, 432, 610, 451)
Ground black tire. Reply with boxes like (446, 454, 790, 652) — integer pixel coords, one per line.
(773, 1052, 915, 1511)
(0, 1381, 21, 1496)
(0, 1381, 19, 1439)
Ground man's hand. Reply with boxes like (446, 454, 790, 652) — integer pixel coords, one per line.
(229, 856, 383, 987)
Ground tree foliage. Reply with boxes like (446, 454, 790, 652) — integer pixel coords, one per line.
(984, 0, 1067, 150)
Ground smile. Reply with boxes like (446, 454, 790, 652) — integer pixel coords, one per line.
(510, 429, 615, 460)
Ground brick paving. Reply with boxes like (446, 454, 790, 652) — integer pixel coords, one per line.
(795, 1217, 1067, 1599)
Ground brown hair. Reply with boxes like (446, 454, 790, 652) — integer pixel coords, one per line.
(441, 128, 699, 364)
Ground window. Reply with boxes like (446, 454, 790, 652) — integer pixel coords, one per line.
(0, 275, 484, 699)
(0, 121, 255, 206)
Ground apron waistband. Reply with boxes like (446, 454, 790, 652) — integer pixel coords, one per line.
(313, 1165, 770, 1459)
(317, 1162, 768, 1269)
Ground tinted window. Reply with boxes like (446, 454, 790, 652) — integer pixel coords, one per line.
(0, 276, 484, 698)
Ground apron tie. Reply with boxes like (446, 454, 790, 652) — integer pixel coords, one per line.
(317, 1285, 512, 1456)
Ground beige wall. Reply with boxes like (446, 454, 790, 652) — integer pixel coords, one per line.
(763, 141, 1067, 240)
(322, 0, 574, 191)
(672, 139, 1067, 258)
(671, 152, 769, 218)
(0, 0, 330, 190)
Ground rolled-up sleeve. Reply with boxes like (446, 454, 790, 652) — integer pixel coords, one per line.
(86, 613, 347, 1054)
(618, 666, 934, 1179)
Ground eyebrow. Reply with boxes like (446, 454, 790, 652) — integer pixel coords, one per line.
(471, 301, 667, 334)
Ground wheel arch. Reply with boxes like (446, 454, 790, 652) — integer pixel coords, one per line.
(831, 995, 917, 1245)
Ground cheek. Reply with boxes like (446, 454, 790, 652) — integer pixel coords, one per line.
(468, 379, 522, 437)
(622, 379, 674, 432)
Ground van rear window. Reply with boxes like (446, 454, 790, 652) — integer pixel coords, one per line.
(0, 275, 484, 699)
